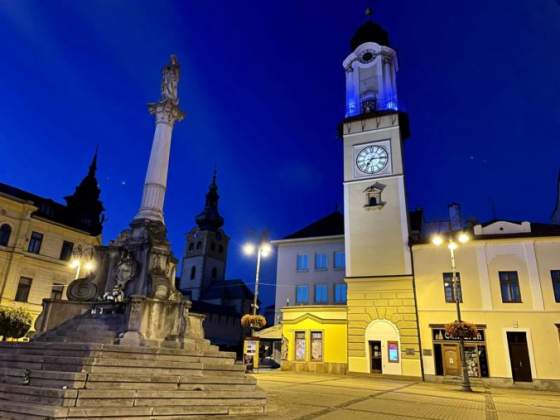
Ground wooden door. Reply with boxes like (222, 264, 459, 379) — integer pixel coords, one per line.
(507, 332, 532, 382)
(442, 344, 461, 376)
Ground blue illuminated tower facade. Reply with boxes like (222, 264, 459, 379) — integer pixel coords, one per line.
(343, 17, 398, 116)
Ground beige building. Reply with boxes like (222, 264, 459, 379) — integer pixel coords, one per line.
(0, 155, 103, 325)
(414, 220, 560, 389)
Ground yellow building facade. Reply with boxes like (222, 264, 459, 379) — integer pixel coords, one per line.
(414, 220, 560, 389)
(281, 306, 347, 374)
(0, 162, 102, 326)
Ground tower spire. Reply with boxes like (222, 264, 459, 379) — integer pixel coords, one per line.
(195, 172, 224, 231)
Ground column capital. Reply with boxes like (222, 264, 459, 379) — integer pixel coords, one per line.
(148, 99, 185, 125)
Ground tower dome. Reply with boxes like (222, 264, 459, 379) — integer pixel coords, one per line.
(351, 20, 390, 50)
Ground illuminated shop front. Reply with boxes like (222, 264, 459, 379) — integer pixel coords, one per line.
(431, 325, 489, 378)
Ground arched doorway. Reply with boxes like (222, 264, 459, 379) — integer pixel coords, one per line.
(364, 319, 401, 375)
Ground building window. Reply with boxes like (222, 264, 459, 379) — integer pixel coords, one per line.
(0, 224, 11, 246)
(363, 182, 386, 209)
(314, 284, 328, 304)
(15, 277, 32, 302)
(552, 270, 560, 303)
(499, 271, 522, 303)
(196, 241, 202, 250)
(334, 283, 347, 304)
(311, 332, 323, 361)
(51, 284, 64, 300)
(211, 267, 217, 280)
(443, 272, 462, 303)
(218, 244, 224, 253)
(315, 253, 328, 270)
(334, 251, 345, 270)
(28, 231, 43, 254)
(296, 254, 308, 272)
(59, 241, 74, 261)
(188, 242, 194, 251)
(295, 285, 309, 304)
(190, 266, 196, 280)
(295, 331, 306, 361)
(210, 242, 216, 251)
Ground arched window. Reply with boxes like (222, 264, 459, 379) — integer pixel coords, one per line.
(211, 267, 217, 280)
(188, 242, 194, 251)
(218, 244, 224, 254)
(210, 242, 216, 251)
(190, 266, 196, 280)
(196, 241, 202, 250)
(0, 224, 11, 247)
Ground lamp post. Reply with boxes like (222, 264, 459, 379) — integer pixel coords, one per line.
(69, 245, 96, 280)
(432, 231, 472, 392)
(243, 238, 271, 329)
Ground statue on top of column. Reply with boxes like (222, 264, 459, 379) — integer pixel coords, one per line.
(161, 55, 180, 105)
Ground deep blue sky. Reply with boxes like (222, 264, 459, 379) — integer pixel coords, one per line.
(1, 1, 559, 307)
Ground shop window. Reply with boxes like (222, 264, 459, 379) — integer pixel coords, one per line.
(387, 341, 399, 363)
(443, 272, 462, 303)
(310, 332, 323, 361)
(295, 285, 309, 304)
(334, 283, 347, 304)
(315, 253, 328, 270)
(296, 254, 308, 272)
(28, 231, 43, 254)
(50, 283, 64, 300)
(0, 224, 11, 246)
(334, 251, 345, 270)
(314, 284, 328, 304)
(59, 241, 74, 261)
(499, 271, 522, 303)
(15, 277, 32, 302)
(551, 270, 560, 303)
(295, 331, 306, 361)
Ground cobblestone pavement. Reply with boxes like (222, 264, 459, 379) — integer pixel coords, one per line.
(240, 371, 560, 419)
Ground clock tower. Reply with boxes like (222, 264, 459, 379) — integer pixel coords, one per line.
(342, 10, 422, 377)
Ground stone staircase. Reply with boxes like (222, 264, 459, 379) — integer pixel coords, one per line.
(0, 342, 266, 419)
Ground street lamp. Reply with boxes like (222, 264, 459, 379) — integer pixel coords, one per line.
(243, 238, 272, 320)
(432, 231, 472, 392)
(69, 245, 96, 280)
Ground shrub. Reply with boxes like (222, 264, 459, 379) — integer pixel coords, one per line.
(0, 307, 33, 341)
(445, 320, 478, 339)
(240, 314, 267, 330)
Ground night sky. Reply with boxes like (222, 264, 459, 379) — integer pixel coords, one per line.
(1, 1, 559, 308)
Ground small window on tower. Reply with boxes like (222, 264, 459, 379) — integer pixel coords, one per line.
(363, 183, 386, 209)
(211, 242, 216, 251)
(211, 267, 217, 280)
(190, 266, 196, 280)
(218, 244, 224, 253)
(188, 242, 194, 251)
(196, 241, 202, 250)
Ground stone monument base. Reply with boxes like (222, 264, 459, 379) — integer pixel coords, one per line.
(0, 341, 266, 419)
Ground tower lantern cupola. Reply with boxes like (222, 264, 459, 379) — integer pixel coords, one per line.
(344, 8, 398, 117)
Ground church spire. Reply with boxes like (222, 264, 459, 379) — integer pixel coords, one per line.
(195, 172, 224, 231)
(64, 149, 104, 236)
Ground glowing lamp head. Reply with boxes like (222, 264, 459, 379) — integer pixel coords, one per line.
(431, 235, 444, 246)
(260, 243, 272, 258)
(457, 232, 470, 244)
(243, 243, 256, 256)
(448, 241, 458, 251)
(84, 261, 95, 272)
(69, 258, 80, 269)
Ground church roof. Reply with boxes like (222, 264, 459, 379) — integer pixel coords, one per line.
(283, 211, 344, 240)
(0, 181, 100, 236)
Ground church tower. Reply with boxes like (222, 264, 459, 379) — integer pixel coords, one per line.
(65, 149, 104, 236)
(179, 173, 229, 300)
(342, 9, 421, 377)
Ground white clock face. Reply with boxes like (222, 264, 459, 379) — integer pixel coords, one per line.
(356, 145, 389, 174)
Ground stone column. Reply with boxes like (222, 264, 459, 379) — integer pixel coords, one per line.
(135, 56, 184, 223)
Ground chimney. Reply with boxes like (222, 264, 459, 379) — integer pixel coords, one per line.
(448, 202, 463, 231)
